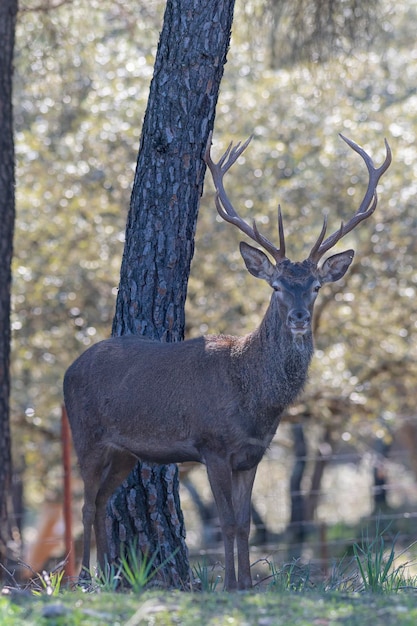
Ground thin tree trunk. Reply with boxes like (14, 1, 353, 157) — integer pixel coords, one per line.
(287, 422, 307, 559)
(372, 436, 391, 512)
(305, 427, 332, 523)
(107, 0, 236, 588)
(0, 0, 18, 578)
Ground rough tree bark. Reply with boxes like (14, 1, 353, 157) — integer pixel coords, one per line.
(107, 0, 236, 588)
(0, 0, 18, 576)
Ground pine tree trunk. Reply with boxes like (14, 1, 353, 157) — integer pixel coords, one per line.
(0, 0, 18, 578)
(108, 0, 236, 588)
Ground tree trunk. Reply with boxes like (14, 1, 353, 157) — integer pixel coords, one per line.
(287, 422, 307, 559)
(372, 436, 391, 512)
(107, 0, 236, 588)
(305, 426, 332, 523)
(0, 0, 17, 579)
(0, 0, 18, 578)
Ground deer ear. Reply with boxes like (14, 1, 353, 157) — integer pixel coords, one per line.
(318, 249, 354, 284)
(240, 241, 275, 282)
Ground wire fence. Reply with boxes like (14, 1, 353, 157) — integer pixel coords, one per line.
(180, 434, 417, 571)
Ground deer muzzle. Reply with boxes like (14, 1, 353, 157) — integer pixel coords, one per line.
(287, 309, 311, 335)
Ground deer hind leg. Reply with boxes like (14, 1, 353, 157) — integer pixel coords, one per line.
(92, 451, 137, 575)
(205, 455, 237, 591)
(232, 466, 257, 590)
(78, 454, 108, 582)
(78, 448, 136, 581)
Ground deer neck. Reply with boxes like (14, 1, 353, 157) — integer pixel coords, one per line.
(233, 293, 314, 413)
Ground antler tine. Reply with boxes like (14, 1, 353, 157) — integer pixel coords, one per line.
(205, 132, 286, 263)
(252, 209, 286, 262)
(308, 135, 392, 264)
(277, 205, 286, 259)
(339, 134, 392, 215)
(308, 214, 329, 261)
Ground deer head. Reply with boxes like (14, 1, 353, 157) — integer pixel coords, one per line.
(204, 132, 392, 343)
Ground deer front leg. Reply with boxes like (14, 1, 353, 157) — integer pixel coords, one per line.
(80, 494, 95, 582)
(205, 456, 237, 590)
(232, 466, 257, 590)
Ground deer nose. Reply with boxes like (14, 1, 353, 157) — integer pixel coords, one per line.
(287, 309, 311, 331)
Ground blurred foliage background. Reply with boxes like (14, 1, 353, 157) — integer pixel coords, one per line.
(11, 0, 417, 528)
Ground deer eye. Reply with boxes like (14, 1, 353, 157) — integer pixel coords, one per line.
(313, 285, 321, 293)
(273, 285, 282, 292)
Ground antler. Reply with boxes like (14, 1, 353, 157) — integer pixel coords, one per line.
(308, 134, 392, 264)
(204, 131, 286, 263)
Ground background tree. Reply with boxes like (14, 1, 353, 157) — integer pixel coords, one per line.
(265, 0, 382, 67)
(106, 0, 236, 586)
(0, 0, 18, 576)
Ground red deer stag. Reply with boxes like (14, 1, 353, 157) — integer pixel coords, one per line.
(63, 132, 391, 590)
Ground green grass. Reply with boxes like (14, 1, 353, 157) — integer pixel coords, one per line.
(95, 541, 179, 593)
(2, 588, 417, 626)
(352, 522, 402, 592)
(192, 559, 222, 592)
(2, 524, 417, 625)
